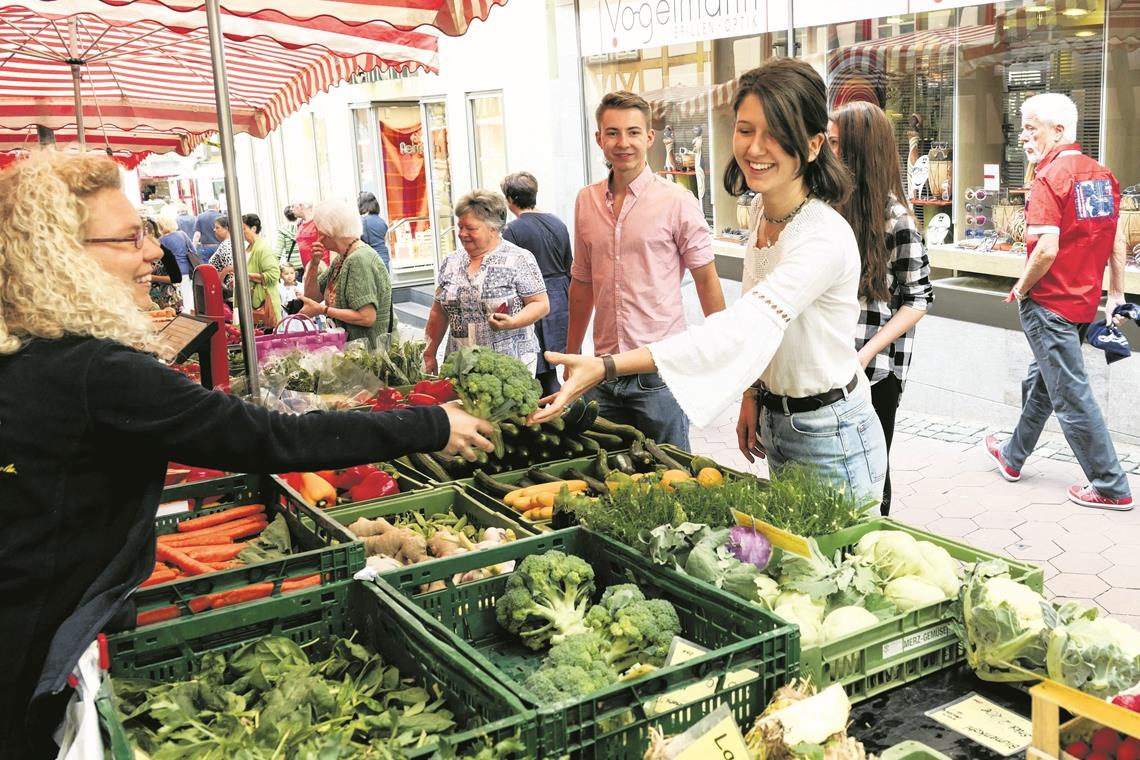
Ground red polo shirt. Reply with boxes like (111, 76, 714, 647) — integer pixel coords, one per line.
(296, 219, 323, 267)
(1025, 143, 1120, 323)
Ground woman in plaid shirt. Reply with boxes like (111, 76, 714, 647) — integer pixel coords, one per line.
(828, 101, 934, 515)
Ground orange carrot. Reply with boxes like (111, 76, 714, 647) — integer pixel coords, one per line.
(176, 504, 265, 533)
(155, 544, 217, 576)
(166, 513, 265, 540)
(136, 605, 180, 626)
(193, 574, 322, 614)
(205, 561, 242, 571)
(182, 543, 249, 562)
(140, 568, 178, 588)
(157, 532, 232, 546)
(281, 574, 320, 592)
(159, 516, 267, 546)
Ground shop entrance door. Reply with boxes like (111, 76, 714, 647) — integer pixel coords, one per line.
(373, 103, 434, 285)
(421, 99, 457, 272)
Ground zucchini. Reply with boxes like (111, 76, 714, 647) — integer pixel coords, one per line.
(580, 399, 600, 431)
(594, 448, 612, 479)
(525, 467, 564, 484)
(688, 455, 720, 476)
(500, 421, 521, 439)
(517, 477, 536, 488)
(563, 438, 585, 456)
(582, 430, 624, 450)
(566, 467, 609, 495)
(473, 470, 515, 498)
(544, 415, 566, 432)
(611, 452, 637, 475)
(561, 398, 589, 433)
(411, 452, 451, 482)
(629, 439, 654, 469)
(575, 435, 600, 453)
(590, 416, 646, 444)
(644, 439, 687, 471)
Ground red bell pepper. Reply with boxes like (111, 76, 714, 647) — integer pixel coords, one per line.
(279, 472, 304, 492)
(370, 387, 405, 412)
(346, 470, 399, 502)
(186, 466, 226, 482)
(407, 392, 439, 406)
(326, 464, 375, 489)
(412, 379, 457, 403)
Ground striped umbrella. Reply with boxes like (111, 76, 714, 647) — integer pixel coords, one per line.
(0, 1, 440, 138)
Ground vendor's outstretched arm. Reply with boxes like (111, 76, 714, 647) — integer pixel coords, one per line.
(529, 347, 656, 423)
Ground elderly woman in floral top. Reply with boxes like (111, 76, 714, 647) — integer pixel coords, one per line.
(424, 190, 550, 373)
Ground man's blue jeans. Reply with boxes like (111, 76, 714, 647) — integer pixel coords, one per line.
(586, 372, 690, 450)
(1003, 298, 1130, 498)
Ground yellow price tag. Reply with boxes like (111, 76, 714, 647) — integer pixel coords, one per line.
(649, 638, 757, 717)
(732, 509, 814, 558)
(669, 705, 751, 760)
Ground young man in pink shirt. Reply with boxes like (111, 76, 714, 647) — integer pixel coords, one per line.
(566, 91, 725, 450)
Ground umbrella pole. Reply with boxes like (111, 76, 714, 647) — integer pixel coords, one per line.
(70, 63, 85, 148)
(204, 0, 260, 400)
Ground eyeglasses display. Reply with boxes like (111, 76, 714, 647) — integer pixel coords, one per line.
(962, 187, 990, 243)
(85, 227, 146, 249)
(965, 188, 988, 201)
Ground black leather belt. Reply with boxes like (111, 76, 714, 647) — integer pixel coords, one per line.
(760, 375, 859, 415)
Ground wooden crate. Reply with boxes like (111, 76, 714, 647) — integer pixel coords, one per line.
(1026, 679, 1140, 759)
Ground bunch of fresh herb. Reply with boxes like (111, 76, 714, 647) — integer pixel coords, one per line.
(732, 462, 875, 537)
(116, 634, 459, 758)
(572, 478, 733, 548)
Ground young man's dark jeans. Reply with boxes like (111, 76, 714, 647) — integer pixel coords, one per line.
(586, 372, 690, 450)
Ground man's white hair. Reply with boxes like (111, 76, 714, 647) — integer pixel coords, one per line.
(312, 199, 363, 239)
(1021, 93, 1078, 143)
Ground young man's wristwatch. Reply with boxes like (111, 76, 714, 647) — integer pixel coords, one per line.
(600, 354, 617, 382)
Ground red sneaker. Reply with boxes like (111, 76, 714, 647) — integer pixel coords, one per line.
(984, 435, 1021, 482)
(1068, 484, 1133, 511)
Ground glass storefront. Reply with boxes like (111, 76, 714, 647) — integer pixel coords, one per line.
(467, 92, 508, 190)
(578, 0, 1139, 286)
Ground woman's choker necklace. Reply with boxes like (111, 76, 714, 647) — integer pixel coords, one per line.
(763, 195, 810, 225)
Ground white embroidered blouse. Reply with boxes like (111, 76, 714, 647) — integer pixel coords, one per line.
(648, 198, 867, 427)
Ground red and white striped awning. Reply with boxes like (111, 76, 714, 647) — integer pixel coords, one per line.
(80, 0, 507, 36)
(644, 81, 737, 120)
(827, 23, 997, 78)
(0, 124, 204, 155)
(0, 1, 440, 136)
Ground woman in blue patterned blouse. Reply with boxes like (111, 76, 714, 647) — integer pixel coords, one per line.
(423, 190, 550, 374)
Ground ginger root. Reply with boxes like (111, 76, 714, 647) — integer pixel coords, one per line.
(348, 516, 395, 538)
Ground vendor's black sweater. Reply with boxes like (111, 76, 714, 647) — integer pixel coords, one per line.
(0, 336, 449, 757)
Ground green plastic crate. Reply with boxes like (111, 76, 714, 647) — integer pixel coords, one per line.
(159, 472, 261, 512)
(377, 526, 799, 759)
(134, 478, 364, 626)
(658, 443, 767, 483)
(794, 518, 1044, 704)
(106, 581, 538, 759)
(457, 455, 611, 530)
(315, 483, 540, 545)
(880, 740, 952, 760)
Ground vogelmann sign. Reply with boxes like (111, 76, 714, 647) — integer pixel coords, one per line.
(579, 0, 769, 56)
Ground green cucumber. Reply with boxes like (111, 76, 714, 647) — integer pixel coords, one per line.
(526, 467, 563, 484)
(575, 435, 600, 453)
(411, 452, 451, 482)
(582, 430, 624, 450)
(580, 399, 600, 431)
(629, 439, 654, 469)
(611, 453, 637, 475)
(473, 470, 515, 498)
(499, 421, 521, 438)
(644, 439, 688, 471)
(566, 467, 609, 495)
(561, 398, 589, 433)
(590, 416, 646, 444)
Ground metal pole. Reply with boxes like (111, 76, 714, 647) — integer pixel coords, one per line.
(786, 0, 795, 57)
(68, 18, 85, 147)
(204, 0, 259, 399)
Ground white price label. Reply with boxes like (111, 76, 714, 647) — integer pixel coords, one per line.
(881, 624, 955, 660)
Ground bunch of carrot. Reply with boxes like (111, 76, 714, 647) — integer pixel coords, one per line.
(142, 503, 269, 588)
(135, 574, 320, 627)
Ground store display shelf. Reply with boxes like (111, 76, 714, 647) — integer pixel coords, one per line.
(929, 245, 1140, 293)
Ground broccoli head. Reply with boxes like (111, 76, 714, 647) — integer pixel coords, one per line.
(523, 661, 614, 703)
(601, 599, 682, 672)
(495, 551, 595, 650)
(441, 346, 541, 422)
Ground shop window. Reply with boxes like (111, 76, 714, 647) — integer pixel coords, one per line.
(353, 107, 381, 199)
(311, 113, 333, 203)
(1106, 0, 1140, 265)
(467, 92, 507, 190)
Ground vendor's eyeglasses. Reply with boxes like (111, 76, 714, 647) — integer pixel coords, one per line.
(86, 227, 146, 249)
(966, 214, 988, 226)
(965, 188, 988, 201)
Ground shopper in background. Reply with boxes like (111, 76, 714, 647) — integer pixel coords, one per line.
(293, 200, 323, 268)
(358, 191, 391, 271)
(175, 201, 196, 240)
(278, 263, 304, 307)
(143, 217, 183, 313)
(985, 93, 1132, 511)
(0, 151, 494, 758)
(156, 209, 196, 312)
(829, 101, 934, 516)
(502, 171, 573, 396)
(423, 190, 550, 374)
(193, 199, 222, 258)
(276, 205, 301, 270)
(242, 213, 281, 328)
(299, 199, 394, 348)
(534, 59, 886, 504)
(208, 215, 235, 301)
(566, 90, 725, 451)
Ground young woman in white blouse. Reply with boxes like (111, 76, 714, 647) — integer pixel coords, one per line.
(532, 58, 887, 503)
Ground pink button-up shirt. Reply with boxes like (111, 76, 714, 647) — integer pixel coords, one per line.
(571, 164, 713, 355)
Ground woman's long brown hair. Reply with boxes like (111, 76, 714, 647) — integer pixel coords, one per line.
(830, 101, 913, 303)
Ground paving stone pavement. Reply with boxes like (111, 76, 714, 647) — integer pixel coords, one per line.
(686, 405, 1140, 631)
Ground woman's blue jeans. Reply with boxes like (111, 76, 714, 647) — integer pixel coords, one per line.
(760, 388, 887, 505)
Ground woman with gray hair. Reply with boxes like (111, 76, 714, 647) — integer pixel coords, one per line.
(424, 190, 550, 373)
(299, 198, 393, 348)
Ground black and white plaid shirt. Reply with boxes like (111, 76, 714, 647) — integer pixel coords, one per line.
(856, 199, 934, 389)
